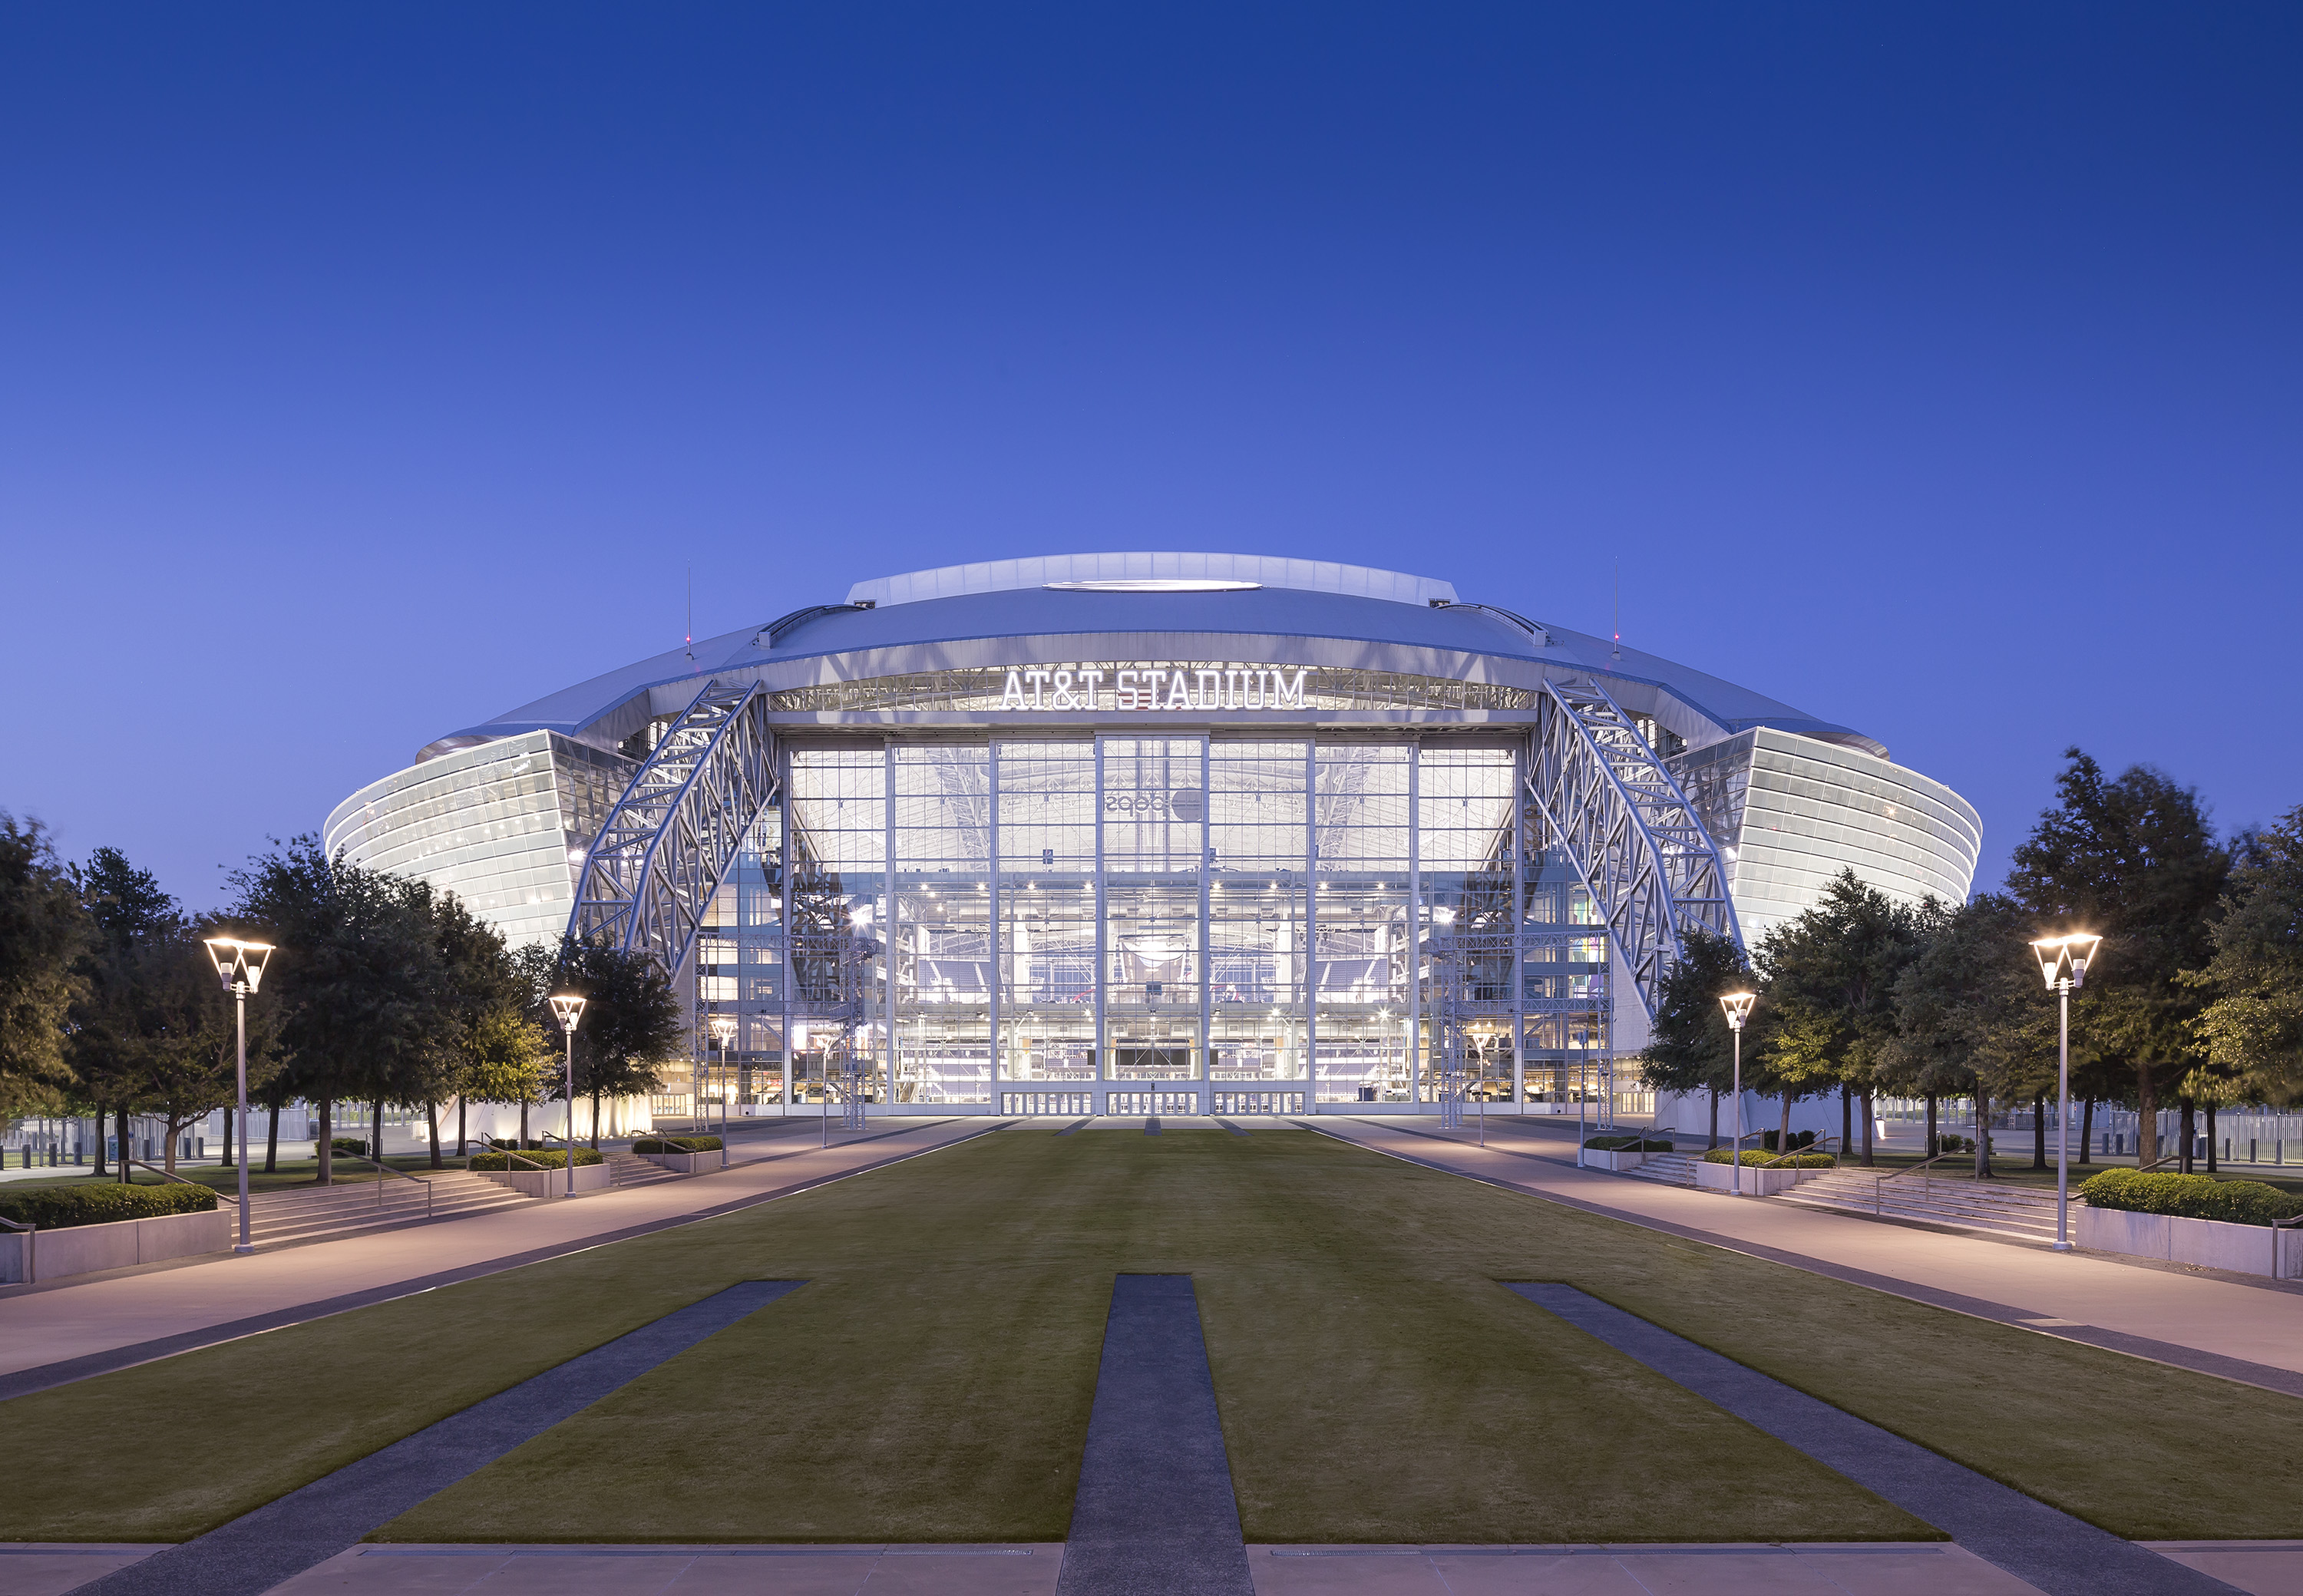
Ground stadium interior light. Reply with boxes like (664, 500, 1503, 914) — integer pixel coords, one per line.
(2029, 933, 2102, 1252)
(202, 937, 274, 1255)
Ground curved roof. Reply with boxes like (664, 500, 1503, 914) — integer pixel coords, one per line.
(419, 553, 1886, 762)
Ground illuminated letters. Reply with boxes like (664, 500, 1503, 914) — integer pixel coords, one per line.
(996, 663, 1314, 712)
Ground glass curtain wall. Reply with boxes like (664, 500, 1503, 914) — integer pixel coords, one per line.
(1312, 745, 1413, 1104)
(1520, 758, 1612, 1108)
(1102, 739, 1205, 1085)
(1416, 745, 1519, 1102)
(1208, 742, 1310, 1109)
(786, 748, 888, 1103)
(891, 745, 993, 1104)
(694, 806, 786, 1114)
(995, 742, 1098, 1099)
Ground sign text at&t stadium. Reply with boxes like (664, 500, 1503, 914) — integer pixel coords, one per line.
(998, 666, 1310, 712)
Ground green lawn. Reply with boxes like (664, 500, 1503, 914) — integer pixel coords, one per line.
(1, 1127, 2297, 1545)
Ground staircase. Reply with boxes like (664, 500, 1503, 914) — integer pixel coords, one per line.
(1622, 1152, 1701, 1188)
(1774, 1167, 2061, 1238)
(606, 1150, 683, 1188)
(243, 1168, 534, 1249)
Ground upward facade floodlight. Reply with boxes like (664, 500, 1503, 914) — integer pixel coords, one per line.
(202, 937, 276, 1255)
(548, 993, 586, 1197)
(2030, 933, 2103, 1252)
(1720, 992, 1757, 1196)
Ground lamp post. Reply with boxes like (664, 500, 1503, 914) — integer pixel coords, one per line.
(1720, 992, 1756, 1196)
(2030, 933, 2102, 1252)
(201, 938, 274, 1254)
(549, 994, 586, 1198)
(709, 1016, 737, 1167)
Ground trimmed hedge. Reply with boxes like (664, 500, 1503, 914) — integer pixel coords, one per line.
(2080, 1169, 2303, 1228)
(633, 1136, 723, 1154)
(1703, 1149, 1835, 1168)
(468, 1148, 603, 1171)
(1583, 1135, 1674, 1152)
(329, 1137, 372, 1158)
(0, 1182, 219, 1230)
(1759, 1129, 1818, 1153)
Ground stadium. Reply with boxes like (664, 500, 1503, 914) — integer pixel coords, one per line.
(325, 552, 1981, 1128)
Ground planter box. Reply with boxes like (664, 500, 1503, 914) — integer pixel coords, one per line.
(1581, 1149, 1647, 1171)
(1695, 1161, 1816, 1197)
(477, 1161, 613, 1198)
(2077, 1204, 2301, 1279)
(0, 1206, 231, 1284)
(639, 1151, 722, 1174)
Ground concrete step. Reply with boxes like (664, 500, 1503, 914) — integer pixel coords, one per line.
(605, 1150, 682, 1187)
(1776, 1169, 2061, 1236)
(243, 1169, 534, 1247)
(1622, 1153, 1700, 1188)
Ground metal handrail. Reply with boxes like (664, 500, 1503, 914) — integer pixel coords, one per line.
(1862, 1148, 1970, 1211)
(342, 1148, 436, 1221)
(1761, 1134, 1839, 1170)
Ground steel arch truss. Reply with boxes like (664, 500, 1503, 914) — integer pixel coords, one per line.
(1528, 679, 1740, 1021)
(569, 680, 777, 980)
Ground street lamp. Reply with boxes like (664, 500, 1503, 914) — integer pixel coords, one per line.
(2030, 933, 2102, 1252)
(1720, 992, 1756, 1197)
(709, 1015, 737, 1165)
(202, 937, 274, 1254)
(549, 994, 586, 1198)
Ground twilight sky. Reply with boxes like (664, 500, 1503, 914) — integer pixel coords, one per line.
(4, 3, 2298, 909)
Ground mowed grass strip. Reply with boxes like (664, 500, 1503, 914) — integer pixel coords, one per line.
(4, 1128, 2298, 1544)
(382, 1129, 1911, 1545)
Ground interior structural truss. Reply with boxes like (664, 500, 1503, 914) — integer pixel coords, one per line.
(569, 679, 776, 982)
(1527, 678, 1741, 1020)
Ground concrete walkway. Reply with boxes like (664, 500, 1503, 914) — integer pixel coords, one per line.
(0, 1118, 1000, 1393)
(1306, 1117, 2303, 1387)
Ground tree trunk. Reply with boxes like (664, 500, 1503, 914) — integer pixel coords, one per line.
(456, 1096, 467, 1158)
(264, 1102, 279, 1172)
(2033, 1093, 2047, 1171)
(519, 1097, 530, 1148)
(117, 1105, 132, 1182)
(1779, 1091, 1793, 1153)
(220, 1106, 233, 1168)
(91, 1100, 107, 1177)
(2206, 1102, 2218, 1174)
(426, 1101, 443, 1169)
(372, 1099, 384, 1171)
(592, 1090, 603, 1148)
(2079, 1097, 2093, 1165)
(1860, 1089, 1874, 1167)
(2179, 1096, 2196, 1175)
(1841, 1085, 1852, 1155)
(2136, 1065, 2158, 1168)
(317, 1099, 333, 1185)
(1707, 1087, 1718, 1150)
(1974, 1090, 1992, 1178)
(1925, 1093, 1937, 1156)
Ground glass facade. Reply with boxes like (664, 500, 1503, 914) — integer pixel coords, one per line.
(674, 733, 1614, 1115)
(1670, 727, 1984, 943)
(323, 730, 636, 949)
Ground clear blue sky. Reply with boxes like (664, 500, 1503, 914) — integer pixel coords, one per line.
(5, 3, 2298, 909)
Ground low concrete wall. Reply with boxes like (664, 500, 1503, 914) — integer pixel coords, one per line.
(1695, 1161, 1816, 1197)
(0, 1206, 231, 1284)
(639, 1150, 722, 1174)
(1581, 1149, 1647, 1171)
(2077, 1204, 2301, 1279)
(476, 1161, 613, 1198)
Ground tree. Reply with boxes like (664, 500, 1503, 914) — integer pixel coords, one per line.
(1884, 894, 2057, 1177)
(0, 815, 88, 1119)
(544, 937, 681, 1145)
(2005, 751, 2226, 1170)
(1637, 929, 1753, 1148)
(1754, 871, 1931, 1165)
(127, 921, 279, 1173)
(458, 1001, 557, 1150)
(2189, 805, 2303, 1118)
(229, 837, 449, 1184)
(424, 893, 527, 1165)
